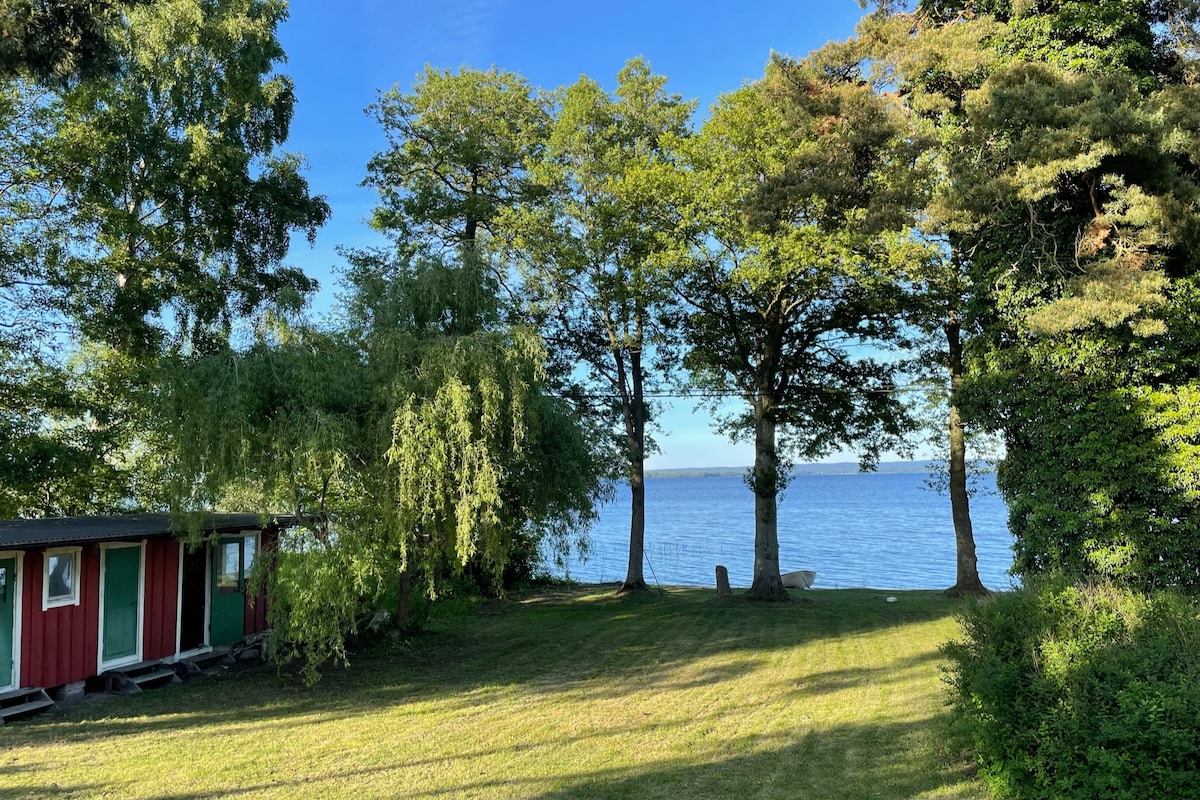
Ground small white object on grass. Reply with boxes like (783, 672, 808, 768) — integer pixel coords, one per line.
(886, 596, 898, 603)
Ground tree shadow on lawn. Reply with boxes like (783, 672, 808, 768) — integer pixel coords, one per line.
(520, 716, 982, 800)
(0, 715, 982, 800)
(0, 587, 970, 744)
(388, 586, 967, 689)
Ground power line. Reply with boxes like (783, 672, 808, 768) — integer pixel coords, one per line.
(553, 384, 945, 402)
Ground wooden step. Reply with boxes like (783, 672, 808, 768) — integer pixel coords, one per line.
(128, 666, 180, 687)
(187, 647, 234, 670)
(101, 660, 181, 693)
(0, 688, 54, 724)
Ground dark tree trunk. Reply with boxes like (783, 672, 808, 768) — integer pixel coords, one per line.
(748, 399, 787, 600)
(945, 316, 988, 597)
(619, 348, 649, 593)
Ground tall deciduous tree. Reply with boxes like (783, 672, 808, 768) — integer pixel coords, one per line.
(47, 0, 329, 355)
(0, 0, 328, 515)
(505, 58, 693, 593)
(677, 56, 919, 600)
(858, 7, 1005, 596)
(364, 65, 549, 261)
(907, 0, 1200, 590)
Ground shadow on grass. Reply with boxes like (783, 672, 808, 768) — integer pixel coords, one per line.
(0, 588, 972, 745)
(0, 716, 979, 800)
(523, 716, 978, 800)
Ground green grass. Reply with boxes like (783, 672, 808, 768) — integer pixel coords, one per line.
(0, 587, 986, 799)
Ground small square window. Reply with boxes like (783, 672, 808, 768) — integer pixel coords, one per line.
(44, 547, 81, 609)
(0, 565, 7, 602)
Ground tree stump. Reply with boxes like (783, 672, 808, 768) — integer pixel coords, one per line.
(715, 565, 732, 596)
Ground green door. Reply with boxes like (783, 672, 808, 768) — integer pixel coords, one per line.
(102, 546, 141, 664)
(0, 556, 15, 688)
(210, 537, 246, 646)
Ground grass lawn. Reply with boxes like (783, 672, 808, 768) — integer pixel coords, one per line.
(0, 586, 986, 799)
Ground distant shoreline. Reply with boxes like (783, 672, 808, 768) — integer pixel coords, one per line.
(645, 459, 994, 479)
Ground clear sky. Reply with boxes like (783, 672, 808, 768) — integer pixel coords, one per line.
(274, 0, 873, 469)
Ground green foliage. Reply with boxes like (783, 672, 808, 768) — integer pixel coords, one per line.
(258, 546, 363, 685)
(365, 65, 548, 250)
(945, 581, 1200, 799)
(883, 0, 1200, 591)
(41, 0, 330, 354)
(0, 0, 148, 83)
(163, 246, 604, 681)
(680, 58, 920, 465)
(0, 0, 328, 516)
(918, 0, 1184, 88)
(675, 52, 923, 597)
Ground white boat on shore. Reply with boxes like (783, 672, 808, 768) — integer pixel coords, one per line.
(782, 569, 816, 590)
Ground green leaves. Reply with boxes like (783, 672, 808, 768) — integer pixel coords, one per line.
(365, 66, 548, 250)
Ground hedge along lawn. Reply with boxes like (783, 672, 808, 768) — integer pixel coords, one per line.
(0, 587, 986, 800)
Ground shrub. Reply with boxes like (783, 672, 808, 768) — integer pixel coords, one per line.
(944, 581, 1200, 799)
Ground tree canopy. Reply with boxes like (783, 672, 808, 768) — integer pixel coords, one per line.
(878, 0, 1200, 590)
(675, 55, 922, 599)
(0, 0, 329, 516)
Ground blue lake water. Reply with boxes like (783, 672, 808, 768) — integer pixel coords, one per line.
(550, 470, 1017, 591)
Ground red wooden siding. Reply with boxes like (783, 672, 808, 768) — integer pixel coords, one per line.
(21, 546, 101, 688)
(13, 524, 281, 691)
(142, 539, 179, 661)
(243, 527, 276, 635)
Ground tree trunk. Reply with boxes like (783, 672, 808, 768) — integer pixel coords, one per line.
(619, 348, 649, 593)
(945, 316, 988, 597)
(748, 401, 787, 600)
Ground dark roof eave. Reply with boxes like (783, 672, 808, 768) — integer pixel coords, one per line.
(0, 513, 294, 550)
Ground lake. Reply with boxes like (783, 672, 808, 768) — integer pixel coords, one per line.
(549, 469, 1017, 591)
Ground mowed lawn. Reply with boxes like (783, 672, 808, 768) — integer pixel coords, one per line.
(0, 587, 986, 800)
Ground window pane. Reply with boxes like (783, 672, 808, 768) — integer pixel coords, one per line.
(0, 566, 7, 602)
(243, 536, 257, 574)
(216, 542, 241, 593)
(48, 554, 74, 600)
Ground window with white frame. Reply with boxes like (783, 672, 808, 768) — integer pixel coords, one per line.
(44, 547, 82, 609)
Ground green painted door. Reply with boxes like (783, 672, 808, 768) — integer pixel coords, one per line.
(102, 546, 140, 664)
(210, 537, 245, 646)
(0, 556, 15, 688)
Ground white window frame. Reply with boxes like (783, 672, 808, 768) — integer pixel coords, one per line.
(43, 546, 83, 610)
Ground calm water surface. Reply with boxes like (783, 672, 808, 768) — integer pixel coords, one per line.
(551, 471, 1016, 590)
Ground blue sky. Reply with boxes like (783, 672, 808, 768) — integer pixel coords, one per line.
(274, 0, 872, 469)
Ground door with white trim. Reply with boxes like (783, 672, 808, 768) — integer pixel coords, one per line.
(0, 553, 19, 690)
(99, 543, 143, 669)
(177, 542, 209, 654)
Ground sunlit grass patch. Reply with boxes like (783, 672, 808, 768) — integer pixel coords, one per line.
(0, 587, 986, 799)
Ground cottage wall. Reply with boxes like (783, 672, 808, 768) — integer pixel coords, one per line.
(21, 546, 101, 688)
(6, 520, 285, 692)
(142, 538, 179, 661)
(243, 526, 277, 636)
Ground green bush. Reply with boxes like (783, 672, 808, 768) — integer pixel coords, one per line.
(944, 581, 1200, 799)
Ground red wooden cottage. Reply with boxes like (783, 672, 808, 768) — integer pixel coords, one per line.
(0, 513, 289, 717)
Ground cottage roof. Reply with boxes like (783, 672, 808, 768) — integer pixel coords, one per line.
(0, 513, 290, 549)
